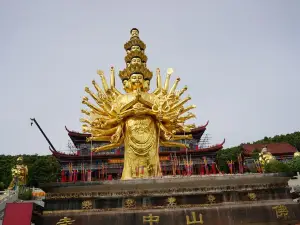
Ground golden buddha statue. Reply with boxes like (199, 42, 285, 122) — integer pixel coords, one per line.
(8, 156, 28, 190)
(258, 146, 276, 170)
(294, 151, 300, 158)
(81, 28, 196, 180)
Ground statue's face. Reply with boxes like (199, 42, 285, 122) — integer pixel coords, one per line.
(131, 46, 141, 51)
(131, 30, 139, 38)
(123, 79, 132, 93)
(131, 57, 142, 65)
(129, 73, 144, 90)
(143, 80, 150, 92)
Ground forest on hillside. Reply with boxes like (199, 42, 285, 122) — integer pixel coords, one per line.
(0, 131, 299, 190)
(0, 155, 60, 190)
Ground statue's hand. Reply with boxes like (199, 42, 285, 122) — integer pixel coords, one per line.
(111, 133, 120, 143)
(86, 137, 92, 142)
(134, 108, 147, 116)
(135, 89, 142, 101)
(155, 113, 163, 121)
(116, 114, 123, 123)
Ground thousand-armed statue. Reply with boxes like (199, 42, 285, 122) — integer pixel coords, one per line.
(81, 28, 196, 180)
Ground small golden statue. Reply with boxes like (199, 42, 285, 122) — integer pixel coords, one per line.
(81, 28, 196, 180)
(258, 146, 275, 169)
(294, 151, 300, 158)
(8, 156, 28, 190)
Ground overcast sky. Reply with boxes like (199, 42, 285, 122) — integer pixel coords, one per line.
(0, 1, 299, 155)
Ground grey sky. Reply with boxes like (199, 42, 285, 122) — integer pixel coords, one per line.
(0, 1, 299, 155)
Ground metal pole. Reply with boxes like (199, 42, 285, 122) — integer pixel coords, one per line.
(30, 118, 57, 151)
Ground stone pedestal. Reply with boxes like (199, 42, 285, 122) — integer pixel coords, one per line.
(40, 173, 300, 225)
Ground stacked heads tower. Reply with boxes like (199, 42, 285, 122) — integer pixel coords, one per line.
(119, 28, 153, 92)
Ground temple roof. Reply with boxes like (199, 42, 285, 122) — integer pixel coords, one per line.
(49, 139, 225, 161)
(242, 143, 297, 156)
(65, 121, 210, 146)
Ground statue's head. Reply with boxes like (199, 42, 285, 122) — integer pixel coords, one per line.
(130, 28, 139, 38)
(17, 156, 23, 164)
(131, 46, 141, 52)
(122, 74, 150, 93)
(261, 145, 268, 154)
(120, 28, 152, 92)
(131, 57, 142, 65)
(129, 73, 144, 90)
(123, 79, 132, 93)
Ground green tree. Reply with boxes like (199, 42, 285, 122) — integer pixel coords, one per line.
(254, 132, 300, 150)
(216, 145, 242, 173)
(287, 157, 300, 173)
(251, 148, 260, 160)
(29, 156, 60, 187)
(18, 188, 32, 200)
(0, 182, 4, 191)
(0, 155, 60, 189)
(264, 160, 291, 173)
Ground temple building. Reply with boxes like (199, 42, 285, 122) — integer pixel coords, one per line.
(49, 122, 225, 181)
(242, 143, 297, 161)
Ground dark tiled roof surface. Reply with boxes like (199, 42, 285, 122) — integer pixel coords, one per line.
(242, 143, 297, 156)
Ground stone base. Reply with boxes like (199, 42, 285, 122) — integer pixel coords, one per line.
(41, 200, 300, 225)
(39, 173, 300, 225)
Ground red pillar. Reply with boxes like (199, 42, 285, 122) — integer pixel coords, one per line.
(212, 162, 217, 174)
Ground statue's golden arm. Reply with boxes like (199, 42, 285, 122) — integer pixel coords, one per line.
(157, 121, 173, 140)
(119, 108, 172, 123)
(82, 98, 107, 116)
(153, 68, 162, 95)
(138, 95, 154, 109)
(92, 136, 124, 152)
(110, 123, 123, 143)
(177, 113, 196, 123)
(100, 118, 119, 128)
(170, 96, 191, 111)
(88, 126, 118, 136)
(87, 136, 112, 142)
(170, 134, 193, 141)
(179, 105, 196, 116)
(120, 96, 139, 112)
(160, 140, 188, 149)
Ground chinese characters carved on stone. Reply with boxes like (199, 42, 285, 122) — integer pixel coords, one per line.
(143, 214, 160, 225)
(186, 212, 204, 224)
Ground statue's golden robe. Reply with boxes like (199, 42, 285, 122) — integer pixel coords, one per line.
(122, 116, 161, 179)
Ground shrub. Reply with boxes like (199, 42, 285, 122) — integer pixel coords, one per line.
(18, 188, 32, 200)
(287, 157, 300, 173)
(264, 160, 291, 173)
(0, 182, 4, 191)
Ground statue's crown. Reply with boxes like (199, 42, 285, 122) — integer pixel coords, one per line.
(123, 28, 146, 51)
(125, 50, 148, 63)
(119, 28, 153, 81)
(119, 64, 153, 81)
